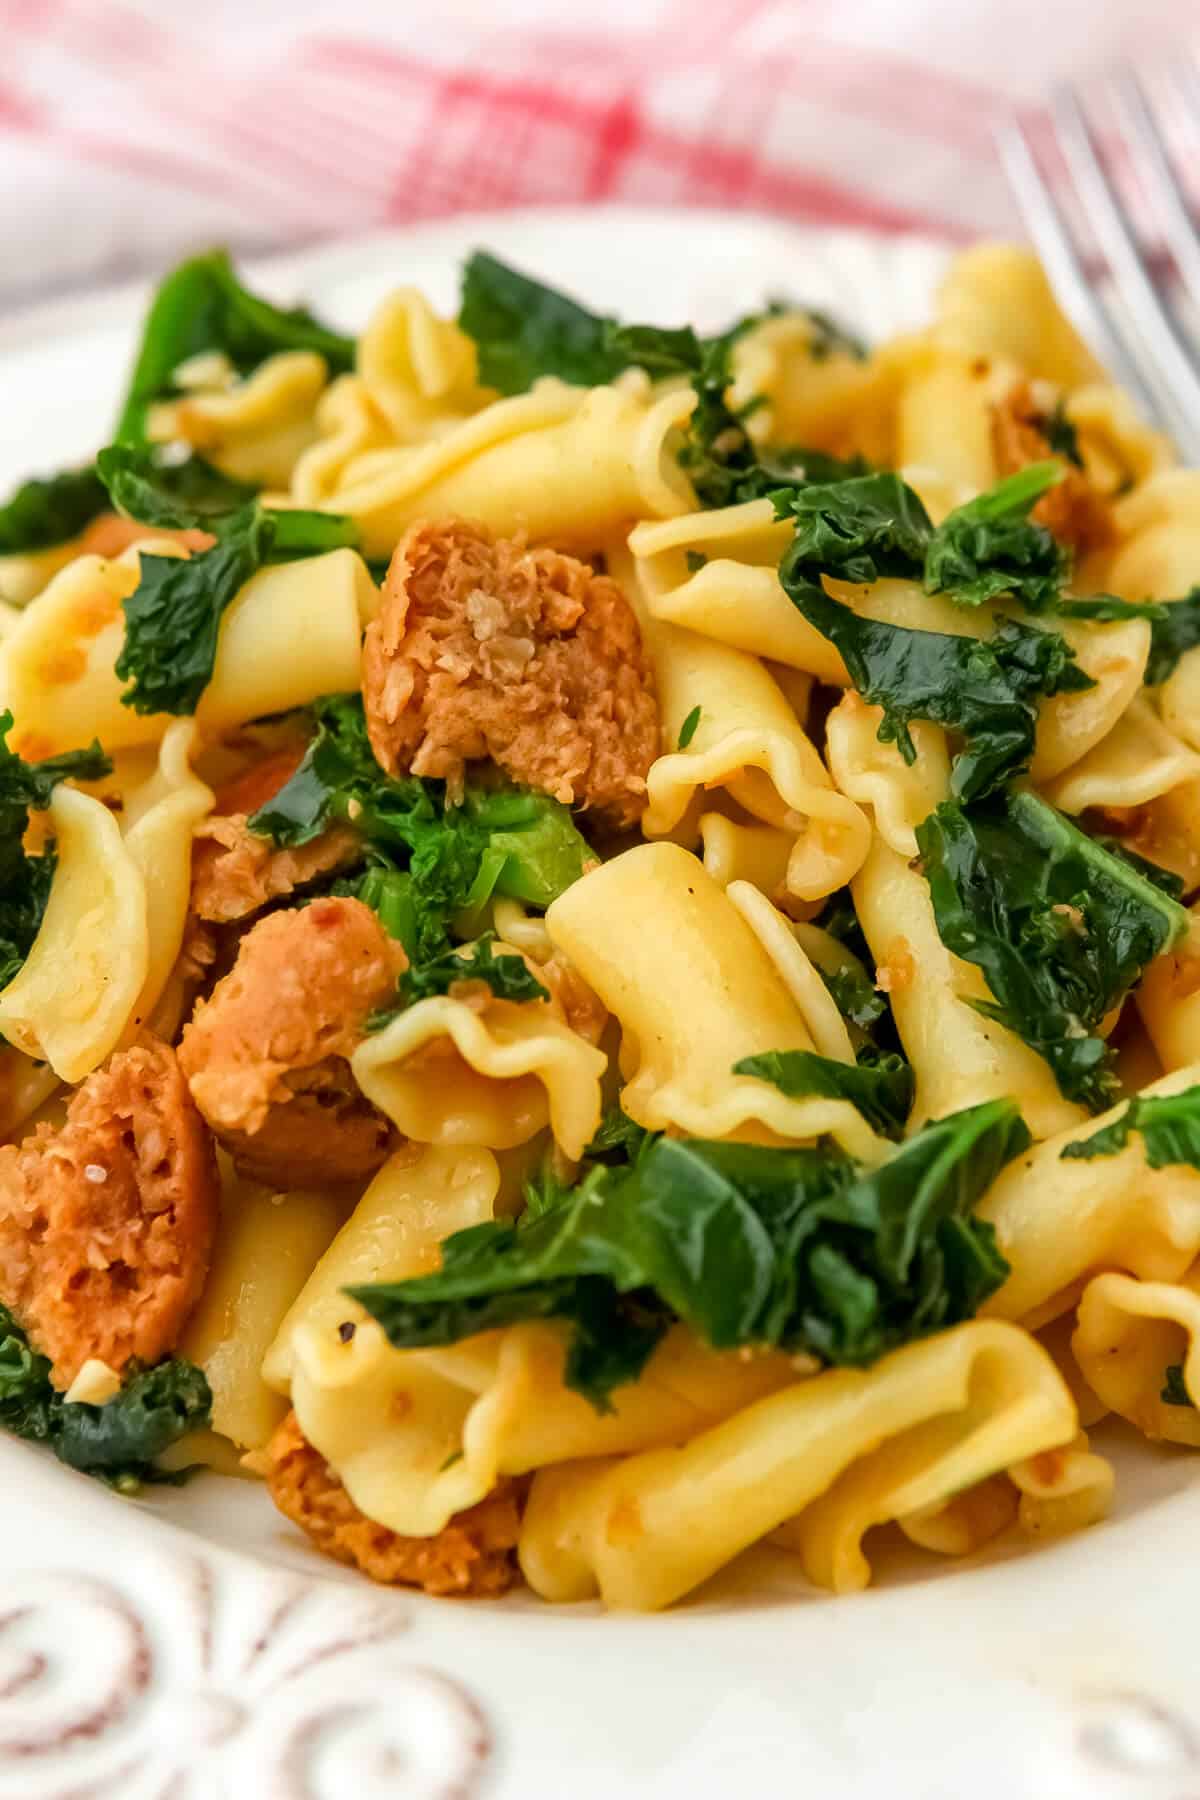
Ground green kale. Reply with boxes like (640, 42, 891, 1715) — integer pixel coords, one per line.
(822, 964, 889, 1033)
(915, 791, 1187, 1111)
(350, 1100, 1019, 1410)
(735, 1047, 914, 1138)
(923, 462, 1068, 613)
(116, 248, 354, 444)
(456, 255, 866, 510)
(0, 711, 112, 992)
(584, 1108, 653, 1166)
(678, 705, 702, 749)
(250, 695, 592, 962)
(98, 446, 357, 715)
(98, 443, 258, 521)
(1144, 588, 1200, 686)
(459, 251, 626, 393)
(1056, 596, 1167, 624)
(777, 552, 1091, 800)
(0, 465, 109, 554)
(1161, 1363, 1194, 1407)
(384, 934, 549, 1017)
(1060, 1082, 1200, 1168)
(798, 307, 868, 363)
(1041, 400, 1083, 466)
(0, 1303, 211, 1485)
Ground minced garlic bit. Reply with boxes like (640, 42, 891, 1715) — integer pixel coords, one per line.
(63, 1357, 122, 1407)
(83, 1163, 108, 1185)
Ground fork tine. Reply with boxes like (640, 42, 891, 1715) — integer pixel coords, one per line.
(1108, 69, 1200, 315)
(1050, 85, 1200, 461)
(993, 115, 1163, 421)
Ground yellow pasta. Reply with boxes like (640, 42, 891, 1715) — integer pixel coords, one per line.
(356, 288, 489, 439)
(148, 348, 329, 488)
(121, 719, 214, 1031)
(852, 835, 1084, 1139)
(263, 1144, 502, 1394)
(637, 624, 870, 900)
(520, 1321, 1074, 1609)
(351, 989, 606, 1160)
(981, 1065, 1200, 1321)
(294, 1310, 798, 1541)
(318, 381, 696, 558)
(195, 547, 377, 734)
(546, 843, 885, 1159)
(1072, 1268, 1200, 1448)
(825, 693, 950, 857)
(0, 786, 147, 1082)
(181, 1168, 345, 1450)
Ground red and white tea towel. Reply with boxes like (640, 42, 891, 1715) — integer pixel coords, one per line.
(0, 0, 1194, 309)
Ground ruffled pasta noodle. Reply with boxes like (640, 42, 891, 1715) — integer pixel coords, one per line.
(628, 502, 845, 682)
(519, 1320, 1076, 1609)
(1073, 1269, 1200, 1448)
(980, 1065, 1200, 1323)
(546, 842, 886, 1160)
(1043, 695, 1200, 814)
(263, 1144, 502, 1395)
(317, 381, 696, 558)
(350, 984, 606, 1160)
(121, 719, 214, 1031)
(698, 811, 796, 903)
(635, 621, 870, 901)
(293, 1310, 798, 1542)
(355, 288, 489, 440)
(149, 349, 329, 489)
(0, 546, 178, 757)
(181, 1166, 345, 1451)
(852, 835, 1085, 1139)
(289, 375, 395, 506)
(195, 547, 378, 734)
(0, 787, 148, 1082)
(825, 694, 950, 857)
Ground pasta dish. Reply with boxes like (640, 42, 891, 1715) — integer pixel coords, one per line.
(0, 241, 1197, 1611)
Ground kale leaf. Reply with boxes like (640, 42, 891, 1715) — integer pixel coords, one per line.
(457, 254, 868, 510)
(584, 1108, 653, 1166)
(98, 446, 357, 715)
(735, 1047, 914, 1138)
(350, 1100, 1019, 1410)
(459, 250, 625, 393)
(1060, 1082, 1200, 1168)
(0, 711, 112, 992)
(0, 1303, 211, 1485)
(370, 933, 549, 1025)
(923, 462, 1068, 613)
(1144, 587, 1200, 686)
(0, 465, 109, 554)
(1044, 400, 1084, 468)
(117, 248, 354, 444)
(251, 694, 592, 962)
(916, 790, 1188, 1111)
(773, 507, 1093, 795)
(1162, 1363, 1194, 1407)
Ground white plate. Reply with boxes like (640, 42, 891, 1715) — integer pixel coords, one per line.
(1, 207, 1199, 1800)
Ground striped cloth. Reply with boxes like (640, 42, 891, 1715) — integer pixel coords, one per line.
(0, 0, 1193, 309)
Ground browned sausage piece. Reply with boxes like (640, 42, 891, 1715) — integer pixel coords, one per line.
(190, 815, 361, 926)
(178, 897, 405, 1188)
(362, 518, 660, 830)
(266, 1410, 522, 1597)
(991, 379, 1111, 555)
(0, 1042, 220, 1388)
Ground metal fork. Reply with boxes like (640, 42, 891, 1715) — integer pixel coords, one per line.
(995, 63, 1200, 464)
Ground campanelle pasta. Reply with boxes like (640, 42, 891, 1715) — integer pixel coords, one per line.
(0, 237, 1198, 1617)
